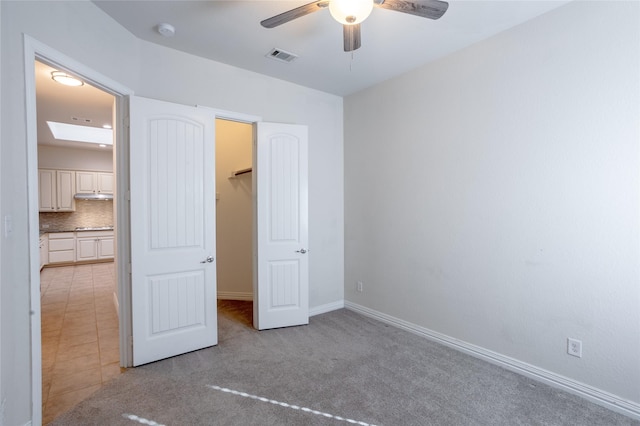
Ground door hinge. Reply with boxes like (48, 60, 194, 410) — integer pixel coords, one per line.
(127, 263, 132, 274)
(123, 116, 130, 129)
(126, 190, 131, 201)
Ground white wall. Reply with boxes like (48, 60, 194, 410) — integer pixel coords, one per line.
(38, 145, 113, 171)
(344, 0, 639, 411)
(216, 119, 253, 299)
(0, 1, 344, 424)
(135, 41, 345, 308)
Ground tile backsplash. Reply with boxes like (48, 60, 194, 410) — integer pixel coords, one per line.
(40, 200, 114, 231)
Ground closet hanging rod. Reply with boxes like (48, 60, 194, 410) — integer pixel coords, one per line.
(229, 167, 252, 178)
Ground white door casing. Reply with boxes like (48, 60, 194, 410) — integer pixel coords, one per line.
(255, 122, 309, 330)
(130, 96, 217, 366)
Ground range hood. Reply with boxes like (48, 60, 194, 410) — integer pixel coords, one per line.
(74, 193, 113, 201)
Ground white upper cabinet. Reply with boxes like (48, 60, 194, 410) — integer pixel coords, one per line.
(39, 169, 76, 212)
(76, 171, 114, 194)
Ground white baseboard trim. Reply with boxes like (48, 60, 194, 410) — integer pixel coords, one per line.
(344, 301, 640, 421)
(217, 291, 253, 301)
(309, 300, 345, 317)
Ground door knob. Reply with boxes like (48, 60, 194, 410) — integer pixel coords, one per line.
(200, 256, 214, 263)
(295, 249, 307, 254)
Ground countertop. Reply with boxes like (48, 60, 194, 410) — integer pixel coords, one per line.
(40, 227, 114, 236)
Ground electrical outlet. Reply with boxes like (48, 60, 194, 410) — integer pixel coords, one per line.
(567, 338, 582, 358)
(356, 281, 363, 292)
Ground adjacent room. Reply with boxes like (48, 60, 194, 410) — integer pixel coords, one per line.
(1, 0, 638, 425)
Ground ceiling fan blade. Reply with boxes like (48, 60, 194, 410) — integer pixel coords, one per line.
(343, 24, 361, 52)
(374, 0, 449, 20)
(261, 1, 329, 28)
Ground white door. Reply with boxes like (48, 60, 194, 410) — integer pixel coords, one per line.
(130, 96, 217, 366)
(255, 122, 309, 330)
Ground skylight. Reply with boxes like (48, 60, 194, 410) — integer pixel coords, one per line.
(46, 121, 113, 145)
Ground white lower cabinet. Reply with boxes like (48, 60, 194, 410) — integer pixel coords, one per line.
(48, 232, 76, 263)
(76, 231, 114, 262)
(45, 231, 114, 265)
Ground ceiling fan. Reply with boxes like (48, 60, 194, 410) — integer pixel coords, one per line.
(261, 0, 449, 52)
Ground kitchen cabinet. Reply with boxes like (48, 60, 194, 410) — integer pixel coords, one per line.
(76, 171, 113, 194)
(48, 232, 75, 263)
(39, 234, 48, 270)
(76, 231, 114, 262)
(38, 169, 76, 212)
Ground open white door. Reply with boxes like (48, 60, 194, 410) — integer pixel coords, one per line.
(255, 122, 309, 330)
(130, 96, 217, 366)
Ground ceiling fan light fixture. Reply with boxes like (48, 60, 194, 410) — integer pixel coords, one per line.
(329, 0, 373, 25)
(51, 71, 84, 87)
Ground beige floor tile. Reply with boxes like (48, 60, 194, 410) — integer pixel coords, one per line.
(99, 346, 120, 366)
(42, 302, 67, 315)
(101, 362, 122, 384)
(63, 310, 96, 324)
(46, 280, 72, 290)
(98, 326, 119, 342)
(97, 326, 119, 338)
(56, 341, 99, 362)
(41, 292, 70, 305)
(43, 384, 101, 425)
(52, 352, 101, 376)
(42, 317, 64, 333)
(41, 263, 118, 423)
(66, 295, 94, 306)
(49, 366, 102, 396)
(58, 330, 98, 348)
(59, 319, 96, 333)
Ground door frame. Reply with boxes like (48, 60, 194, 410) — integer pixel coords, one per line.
(196, 106, 262, 325)
(24, 36, 133, 425)
(24, 38, 267, 422)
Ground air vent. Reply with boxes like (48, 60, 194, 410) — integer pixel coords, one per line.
(266, 48, 298, 63)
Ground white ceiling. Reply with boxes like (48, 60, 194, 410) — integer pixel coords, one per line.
(38, 0, 569, 151)
(93, 0, 569, 96)
(36, 60, 115, 151)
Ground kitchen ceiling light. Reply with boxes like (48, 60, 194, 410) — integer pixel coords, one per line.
(51, 71, 84, 87)
(329, 0, 373, 25)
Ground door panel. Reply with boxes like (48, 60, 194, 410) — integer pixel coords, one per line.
(255, 122, 309, 330)
(130, 96, 217, 366)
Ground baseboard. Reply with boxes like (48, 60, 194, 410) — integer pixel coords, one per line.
(309, 300, 344, 317)
(217, 291, 253, 301)
(344, 301, 640, 421)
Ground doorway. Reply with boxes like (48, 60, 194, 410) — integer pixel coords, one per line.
(215, 118, 254, 302)
(25, 36, 134, 426)
(34, 58, 120, 423)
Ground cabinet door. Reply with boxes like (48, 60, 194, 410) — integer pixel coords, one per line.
(38, 170, 56, 212)
(56, 170, 76, 211)
(76, 171, 97, 193)
(97, 237, 115, 259)
(76, 238, 98, 261)
(39, 235, 49, 269)
(97, 173, 114, 194)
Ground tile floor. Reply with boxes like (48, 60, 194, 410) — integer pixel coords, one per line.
(40, 263, 122, 425)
